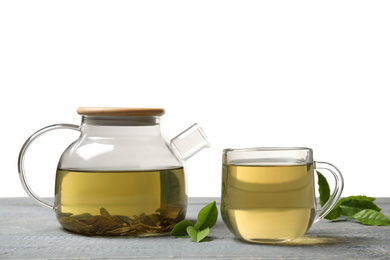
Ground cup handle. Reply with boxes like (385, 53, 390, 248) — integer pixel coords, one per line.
(18, 124, 80, 209)
(313, 161, 344, 223)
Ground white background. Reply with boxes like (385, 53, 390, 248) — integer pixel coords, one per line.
(1, 1, 389, 200)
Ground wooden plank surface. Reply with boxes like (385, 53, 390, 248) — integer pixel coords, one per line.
(1, 197, 390, 259)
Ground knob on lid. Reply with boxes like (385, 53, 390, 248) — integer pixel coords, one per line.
(77, 107, 165, 116)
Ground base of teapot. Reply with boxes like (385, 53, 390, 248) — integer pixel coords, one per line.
(61, 227, 173, 237)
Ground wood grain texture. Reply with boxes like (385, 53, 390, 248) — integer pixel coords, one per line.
(77, 107, 165, 116)
(1, 198, 389, 259)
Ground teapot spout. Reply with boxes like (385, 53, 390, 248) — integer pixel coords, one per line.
(170, 123, 210, 160)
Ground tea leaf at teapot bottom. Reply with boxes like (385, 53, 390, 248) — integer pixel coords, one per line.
(58, 206, 185, 236)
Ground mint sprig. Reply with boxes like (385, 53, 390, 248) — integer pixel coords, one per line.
(170, 201, 218, 243)
(317, 171, 390, 226)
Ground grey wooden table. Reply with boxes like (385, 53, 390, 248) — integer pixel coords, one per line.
(1, 197, 389, 259)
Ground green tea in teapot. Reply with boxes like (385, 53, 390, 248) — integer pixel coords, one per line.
(55, 167, 187, 236)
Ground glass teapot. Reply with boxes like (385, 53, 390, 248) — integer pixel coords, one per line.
(18, 107, 209, 236)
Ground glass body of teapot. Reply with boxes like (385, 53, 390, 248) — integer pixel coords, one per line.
(18, 107, 209, 236)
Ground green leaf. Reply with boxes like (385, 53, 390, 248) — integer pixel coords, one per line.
(194, 201, 218, 230)
(170, 220, 193, 238)
(325, 207, 341, 220)
(186, 226, 210, 243)
(316, 171, 381, 222)
(337, 196, 376, 206)
(316, 171, 390, 226)
(317, 171, 340, 220)
(317, 171, 330, 207)
(339, 199, 382, 216)
(341, 195, 376, 202)
(349, 209, 390, 226)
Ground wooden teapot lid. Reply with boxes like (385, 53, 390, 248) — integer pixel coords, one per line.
(77, 107, 165, 116)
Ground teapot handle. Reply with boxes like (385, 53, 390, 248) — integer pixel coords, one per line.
(313, 161, 344, 223)
(18, 124, 80, 210)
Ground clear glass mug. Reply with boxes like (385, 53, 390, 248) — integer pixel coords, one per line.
(221, 147, 344, 243)
(18, 107, 209, 236)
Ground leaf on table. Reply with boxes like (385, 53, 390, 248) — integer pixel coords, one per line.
(316, 171, 390, 226)
(326, 196, 381, 220)
(341, 195, 376, 202)
(194, 201, 218, 230)
(349, 209, 390, 226)
(170, 220, 193, 238)
(186, 226, 210, 243)
(339, 199, 382, 216)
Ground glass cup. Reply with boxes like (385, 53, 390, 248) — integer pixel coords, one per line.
(221, 147, 343, 244)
